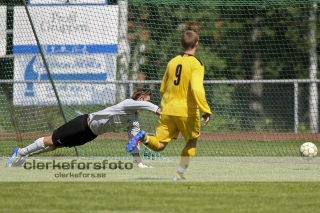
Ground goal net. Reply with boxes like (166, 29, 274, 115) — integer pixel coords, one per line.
(0, 0, 319, 158)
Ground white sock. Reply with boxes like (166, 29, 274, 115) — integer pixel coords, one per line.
(177, 166, 185, 174)
(29, 146, 57, 155)
(18, 137, 46, 156)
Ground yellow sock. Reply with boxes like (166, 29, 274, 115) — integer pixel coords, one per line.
(179, 146, 196, 170)
(144, 136, 161, 151)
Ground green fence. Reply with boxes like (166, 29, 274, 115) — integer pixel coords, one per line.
(0, 0, 320, 157)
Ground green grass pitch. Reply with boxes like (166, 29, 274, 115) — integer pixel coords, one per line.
(1, 182, 320, 213)
(1, 156, 320, 213)
(1, 138, 320, 212)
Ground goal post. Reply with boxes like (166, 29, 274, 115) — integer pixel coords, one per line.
(0, 0, 319, 158)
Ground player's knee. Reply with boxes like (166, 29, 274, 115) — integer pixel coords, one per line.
(182, 146, 196, 157)
(43, 136, 54, 146)
(186, 138, 198, 148)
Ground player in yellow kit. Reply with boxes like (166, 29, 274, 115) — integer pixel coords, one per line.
(126, 30, 212, 180)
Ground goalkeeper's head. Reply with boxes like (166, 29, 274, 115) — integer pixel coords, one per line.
(181, 30, 199, 51)
(131, 89, 152, 101)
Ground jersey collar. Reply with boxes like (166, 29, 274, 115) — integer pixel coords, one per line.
(180, 52, 194, 56)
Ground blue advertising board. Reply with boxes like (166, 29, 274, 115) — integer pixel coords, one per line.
(13, 5, 119, 105)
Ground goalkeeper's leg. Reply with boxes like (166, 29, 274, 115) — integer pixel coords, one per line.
(130, 145, 154, 168)
(7, 136, 58, 167)
(12, 145, 58, 167)
(28, 146, 57, 156)
(18, 136, 58, 156)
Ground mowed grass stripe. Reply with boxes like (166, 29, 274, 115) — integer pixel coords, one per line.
(0, 182, 319, 213)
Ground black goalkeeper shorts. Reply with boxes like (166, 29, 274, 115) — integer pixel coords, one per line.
(52, 114, 98, 147)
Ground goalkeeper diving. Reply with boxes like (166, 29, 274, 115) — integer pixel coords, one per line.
(6, 89, 160, 168)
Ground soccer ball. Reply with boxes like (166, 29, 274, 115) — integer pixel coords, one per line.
(299, 142, 318, 159)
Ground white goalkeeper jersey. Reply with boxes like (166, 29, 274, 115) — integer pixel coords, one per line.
(88, 99, 159, 138)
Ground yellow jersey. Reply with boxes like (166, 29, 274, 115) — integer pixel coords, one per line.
(160, 53, 212, 117)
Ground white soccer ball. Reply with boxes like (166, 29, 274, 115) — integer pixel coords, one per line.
(299, 142, 318, 159)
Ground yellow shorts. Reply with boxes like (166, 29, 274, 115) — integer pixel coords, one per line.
(155, 114, 200, 143)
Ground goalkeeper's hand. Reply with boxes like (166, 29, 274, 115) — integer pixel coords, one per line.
(137, 163, 154, 168)
(201, 113, 211, 126)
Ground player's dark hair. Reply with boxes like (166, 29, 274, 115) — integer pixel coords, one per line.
(131, 89, 152, 100)
(181, 30, 199, 50)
